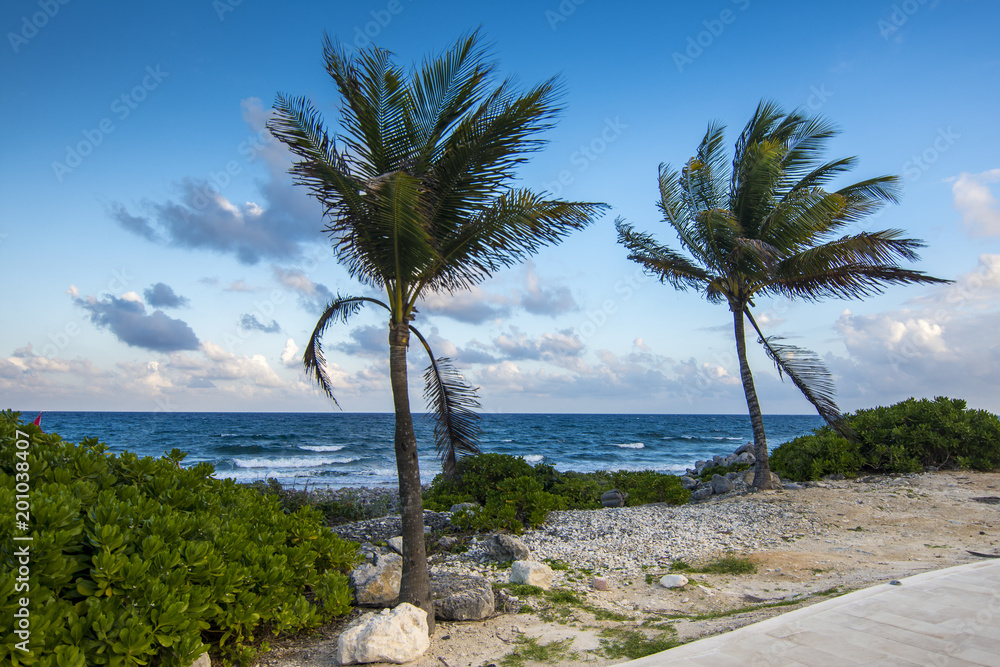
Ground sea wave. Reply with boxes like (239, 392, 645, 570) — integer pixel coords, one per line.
(233, 456, 359, 469)
(299, 445, 346, 452)
(521, 454, 545, 463)
(614, 442, 645, 449)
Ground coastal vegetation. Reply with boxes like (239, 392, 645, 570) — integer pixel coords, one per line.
(267, 30, 606, 626)
(0, 412, 358, 667)
(771, 396, 1000, 480)
(422, 452, 689, 533)
(616, 100, 948, 490)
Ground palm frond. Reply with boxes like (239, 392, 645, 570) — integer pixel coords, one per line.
(769, 231, 951, 300)
(426, 190, 606, 292)
(615, 218, 712, 291)
(305, 295, 390, 404)
(744, 309, 850, 435)
(410, 327, 481, 475)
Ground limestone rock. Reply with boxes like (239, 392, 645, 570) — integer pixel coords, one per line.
(430, 572, 494, 621)
(510, 560, 554, 590)
(350, 552, 402, 606)
(387, 536, 403, 555)
(187, 653, 211, 667)
(734, 442, 754, 456)
(735, 451, 756, 465)
(690, 486, 713, 502)
(437, 535, 459, 549)
(337, 603, 430, 665)
(659, 574, 689, 588)
(592, 576, 610, 591)
(711, 474, 734, 495)
(679, 475, 698, 490)
(601, 489, 628, 508)
(484, 533, 530, 561)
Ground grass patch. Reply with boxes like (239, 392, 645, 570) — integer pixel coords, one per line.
(498, 583, 545, 597)
(585, 605, 632, 622)
(545, 559, 570, 570)
(500, 637, 576, 667)
(546, 589, 582, 605)
(599, 628, 681, 660)
(665, 556, 756, 576)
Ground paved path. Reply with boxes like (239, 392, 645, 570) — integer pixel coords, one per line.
(621, 559, 1000, 666)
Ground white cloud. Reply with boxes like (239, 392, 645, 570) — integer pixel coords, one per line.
(951, 168, 1000, 237)
(281, 338, 300, 367)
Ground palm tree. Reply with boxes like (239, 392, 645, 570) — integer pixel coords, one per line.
(268, 31, 606, 627)
(616, 101, 948, 490)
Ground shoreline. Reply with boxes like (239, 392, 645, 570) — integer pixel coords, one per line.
(251, 469, 1000, 667)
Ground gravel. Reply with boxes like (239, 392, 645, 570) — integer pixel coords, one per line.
(332, 490, 811, 579)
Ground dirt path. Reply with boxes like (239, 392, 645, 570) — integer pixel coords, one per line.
(251, 470, 1000, 667)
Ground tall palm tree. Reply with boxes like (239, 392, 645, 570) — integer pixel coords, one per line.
(268, 31, 605, 627)
(616, 101, 948, 490)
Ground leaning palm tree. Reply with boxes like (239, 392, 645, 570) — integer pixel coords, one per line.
(617, 100, 948, 490)
(268, 31, 605, 627)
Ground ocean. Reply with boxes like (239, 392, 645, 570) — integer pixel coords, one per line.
(27, 412, 824, 489)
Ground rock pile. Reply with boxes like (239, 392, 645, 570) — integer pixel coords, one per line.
(679, 442, 785, 502)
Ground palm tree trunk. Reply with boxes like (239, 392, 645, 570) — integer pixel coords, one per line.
(732, 305, 774, 490)
(388, 320, 435, 633)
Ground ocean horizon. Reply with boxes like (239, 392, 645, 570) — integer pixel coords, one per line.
(20, 411, 825, 489)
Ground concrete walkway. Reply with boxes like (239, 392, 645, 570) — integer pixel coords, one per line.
(621, 559, 1000, 666)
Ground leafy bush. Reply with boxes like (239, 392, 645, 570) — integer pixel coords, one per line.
(0, 411, 359, 667)
(771, 397, 1000, 480)
(244, 481, 395, 525)
(424, 453, 689, 533)
(696, 462, 751, 482)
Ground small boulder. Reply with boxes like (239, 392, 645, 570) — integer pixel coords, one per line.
(659, 574, 689, 588)
(690, 486, 713, 502)
(711, 474, 734, 495)
(350, 552, 402, 606)
(679, 475, 698, 490)
(510, 560, 554, 590)
(735, 451, 756, 465)
(437, 535, 459, 550)
(387, 536, 403, 555)
(484, 533, 530, 562)
(734, 442, 754, 456)
(783, 482, 804, 490)
(430, 572, 494, 621)
(744, 470, 782, 488)
(187, 653, 211, 667)
(592, 576, 610, 591)
(601, 489, 628, 508)
(337, 603, 430, 665)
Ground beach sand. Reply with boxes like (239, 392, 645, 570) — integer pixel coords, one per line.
(250, 470, 1000, 667)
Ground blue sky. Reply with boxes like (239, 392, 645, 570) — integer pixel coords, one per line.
(2, 0, 999, 415)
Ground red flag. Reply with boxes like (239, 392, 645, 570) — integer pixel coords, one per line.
(32, 413, 42, 427)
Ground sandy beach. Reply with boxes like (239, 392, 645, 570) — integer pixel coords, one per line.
(251, 470, 1000, 667)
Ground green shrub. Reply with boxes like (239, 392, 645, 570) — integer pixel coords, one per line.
(769, 431, 865, 481)
(696, 462, 751, 482)
(771, 397, 1000, 480)
(424, 454, 689, 534)
(0, 411, 358, 667)
(606, 470, 690, 506)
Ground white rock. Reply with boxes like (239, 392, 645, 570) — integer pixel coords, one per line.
(187, 653, 211, 667)
(510, 560, 554, 590)
(659, 574, 689, 588)
(336, 603, 430, 665)
(387, 536, 403, 555)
